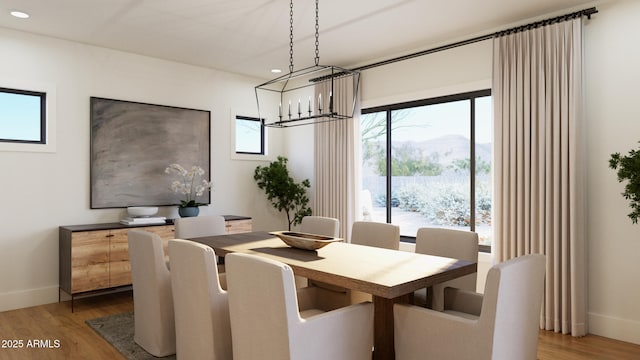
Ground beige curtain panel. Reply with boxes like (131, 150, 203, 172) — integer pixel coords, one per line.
(313, 76, 362, 242)
(492, 17, 587, 336)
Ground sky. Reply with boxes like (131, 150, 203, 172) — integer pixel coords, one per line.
(0, 91, 42, 141)
(378, 96, 492, 144)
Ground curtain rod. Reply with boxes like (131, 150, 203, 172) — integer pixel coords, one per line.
(352, 6, 598, 72)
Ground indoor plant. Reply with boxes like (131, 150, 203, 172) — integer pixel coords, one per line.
(609, 142, 640, 224)
(254, 156, 312, 230)
(165, 163, 212, 217)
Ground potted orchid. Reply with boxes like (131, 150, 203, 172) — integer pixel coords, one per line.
(165, 163, 212, 217)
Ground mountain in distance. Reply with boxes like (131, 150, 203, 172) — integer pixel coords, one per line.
(381, 134, 491, 163)
(362, 134, 491, 176)
(413, 134, 490, 163)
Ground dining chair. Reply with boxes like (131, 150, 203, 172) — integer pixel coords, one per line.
(225, 252, 374, 360)
(174, 215, 226, 239)
(348, 221, 401, 303)
(413, 227, 479, 310)
(175, 215, 228, 286)
(300, 215, 340, 237)
(308, 221, 401, 306)
(297, 215, 340, 288)
(169, 239, 231, 360)
(350, 221, 400, 250)
(394, 254, 546, 360)
(127, 229, 176, 357)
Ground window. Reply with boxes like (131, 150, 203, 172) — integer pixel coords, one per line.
(234, 115, 264, 155)
(0, 87, 46, 144)
(360, 90, 492, 250)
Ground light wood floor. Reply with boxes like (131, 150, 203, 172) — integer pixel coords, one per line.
(0, 291, 638, 360)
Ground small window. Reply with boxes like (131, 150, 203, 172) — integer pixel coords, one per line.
(235, 115, 264, 155)
(0, 87, 46, 144)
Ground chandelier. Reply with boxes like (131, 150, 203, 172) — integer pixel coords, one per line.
(255, 0, 360, 128)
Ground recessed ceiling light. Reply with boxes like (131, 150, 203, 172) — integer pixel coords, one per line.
(271, 68, 282, 74)
(10, 10, 30, 19)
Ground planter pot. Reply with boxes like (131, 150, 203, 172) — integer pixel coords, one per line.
(178, 206, 199, 217)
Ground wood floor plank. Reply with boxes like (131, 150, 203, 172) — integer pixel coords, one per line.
(538, 330, 640, 360)
(0, 293, 131, 360)
(0, 291, 638, 359)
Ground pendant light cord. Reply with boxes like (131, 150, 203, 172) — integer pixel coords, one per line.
(288, 0, 321, 71)
(289, 0, 294, 73)
(314, 0, 320, 66)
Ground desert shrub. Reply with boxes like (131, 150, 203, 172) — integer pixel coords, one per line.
(396, 183, 425, 212)
(419, 187, 471, 226)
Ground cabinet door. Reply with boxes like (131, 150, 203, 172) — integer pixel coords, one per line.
(109, 229, 131, 287)
(226, 219, 252, 234)
(71, 231, 110, 293)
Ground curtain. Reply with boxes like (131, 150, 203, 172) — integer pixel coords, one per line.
(492, 18, 586, 336)
(313, 75, 361, 242)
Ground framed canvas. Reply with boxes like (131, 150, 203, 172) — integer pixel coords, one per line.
(90, 97, 210, 208)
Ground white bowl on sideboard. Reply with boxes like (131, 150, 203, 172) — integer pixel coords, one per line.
(127, 206, 159, 217)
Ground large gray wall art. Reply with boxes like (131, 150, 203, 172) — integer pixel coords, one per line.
(90, 97, 210, 208)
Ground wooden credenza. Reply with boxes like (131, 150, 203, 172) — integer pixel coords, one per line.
(59, 215, 251, 307)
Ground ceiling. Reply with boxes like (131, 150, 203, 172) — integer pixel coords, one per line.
(0, 0, 596, 79)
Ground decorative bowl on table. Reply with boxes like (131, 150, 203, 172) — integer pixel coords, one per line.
(127, 206, 159, 217)
(270, 231, 343, 251)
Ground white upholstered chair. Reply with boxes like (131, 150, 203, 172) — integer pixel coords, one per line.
(300, 215, 340, 237)
(127, 229, 176, 357)
(169, 239, 231, 360)
(174, 215, 226, 239)
(347, 221, 400, 303)
(225, 252, 374, 360)
(413, 227, 479, 310)
(175, 215, 228, 287)
(296, 216, 340, 288)
(394, 254, 546, 360)
(350, 221, 400, 250)
(308, 221, 401, 306)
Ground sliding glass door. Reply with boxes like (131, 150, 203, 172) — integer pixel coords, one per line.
(360, 90, 492, 248)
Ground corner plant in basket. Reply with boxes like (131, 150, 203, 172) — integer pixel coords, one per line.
(165, 163, 212, 217)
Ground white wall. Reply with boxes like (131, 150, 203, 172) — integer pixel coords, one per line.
(0, 27, 286, 311)
(583, 0, 640, 345)
(361, 40, 493, 109)
(282, 124, 315, 206)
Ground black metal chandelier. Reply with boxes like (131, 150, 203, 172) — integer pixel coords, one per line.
(255, 0, 360, 128)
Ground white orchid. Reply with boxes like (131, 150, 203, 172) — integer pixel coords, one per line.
(165, 163, 212, 207)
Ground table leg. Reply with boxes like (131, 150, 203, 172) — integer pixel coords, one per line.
(372, 294, 412, 360)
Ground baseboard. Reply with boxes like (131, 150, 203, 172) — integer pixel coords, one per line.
(589, 311, 640, 345)
(0, 286, 59, 312)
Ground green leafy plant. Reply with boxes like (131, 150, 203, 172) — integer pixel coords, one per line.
(254, 156, 312, 230)
(609, 142, 640, 224)
(165, 163, 212, 207)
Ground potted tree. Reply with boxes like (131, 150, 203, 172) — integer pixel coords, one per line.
(254, 156, 312, 230)
(609, 142, 640, 224)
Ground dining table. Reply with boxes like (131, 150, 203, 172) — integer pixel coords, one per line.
(189, 231, 477, 360)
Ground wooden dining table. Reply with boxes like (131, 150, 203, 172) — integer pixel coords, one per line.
(189, 231, 477, 360)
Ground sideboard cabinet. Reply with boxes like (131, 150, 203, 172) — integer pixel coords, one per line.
(59, 215, 251, 308)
